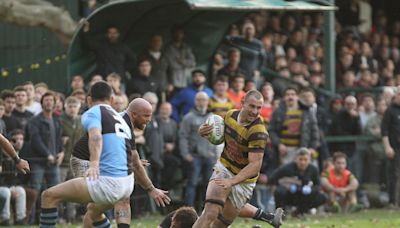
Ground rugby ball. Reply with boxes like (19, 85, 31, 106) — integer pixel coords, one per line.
(206, 114, 225, 145)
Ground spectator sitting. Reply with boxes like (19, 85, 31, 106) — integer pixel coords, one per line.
(268, 148, 327, 218)
(170, 70, 213, 122)
(0, 129, 27, 225)
(244, 79, 257, 92)
(321, 152, 360, 213)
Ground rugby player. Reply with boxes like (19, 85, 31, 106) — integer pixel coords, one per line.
(196, 90, 282, 228)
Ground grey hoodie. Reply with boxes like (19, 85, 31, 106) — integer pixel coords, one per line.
(179, 108, 218, 159)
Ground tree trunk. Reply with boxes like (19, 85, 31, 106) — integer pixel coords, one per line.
(0, 0, 77, 46)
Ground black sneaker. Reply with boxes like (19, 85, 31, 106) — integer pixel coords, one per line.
(271, 208, 284, 228)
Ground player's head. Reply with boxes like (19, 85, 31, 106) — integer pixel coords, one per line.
(295, 148, 311, 171)
(332, 152, 347, 172)
(127, 98, 153, 130)
(170, 207, 198, 228)
(241, 90, 263, 123)
(87, 81, 113, 107)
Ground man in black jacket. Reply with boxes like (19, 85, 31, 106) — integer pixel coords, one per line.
(268, 148, 327, 217)
(382, 89, 400, 207)
(27, 92, 63, 193)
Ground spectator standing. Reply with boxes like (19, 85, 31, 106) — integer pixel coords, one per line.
(34, 83, 48, 103)
(321, 152, 359, 213)
(27, 92, 63, 198)
(364, 99, 387, 184)
(143, 92, 164, 187)
(179, 92, 218, 207)
(164, 25, 196, 91)
(0, 100, 5, 135)
(126, 58, 159, 97)
(82, 22, 136, 83)
(269, 87, 319, 164)
(157, 102, 180, 191)
(12, 87, 34, 132)
(70, 75, 85, 93)
(217, 48, 247, 79)
(140, 34, 168, 96)
(0, 129, 27, 225)
(1, 91, 19, 133)
(259, 83, 274, 127)
(268, 148, 326, 218)
(22, 81, 42, 115)
(329, 95, 361, 172)
(58, 97, 83, 223)
(227, 74, 246, 109)
(381, 90, 400, 207)
(170, 70, 213, 122)
(225, 22, 265, 81)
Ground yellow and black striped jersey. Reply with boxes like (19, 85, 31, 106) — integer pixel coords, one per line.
(220, 110, 268, 183)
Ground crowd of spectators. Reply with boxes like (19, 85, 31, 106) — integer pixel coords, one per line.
(1, 0, 400, 224)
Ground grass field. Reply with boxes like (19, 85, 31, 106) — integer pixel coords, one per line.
(127, 209, 400, 228)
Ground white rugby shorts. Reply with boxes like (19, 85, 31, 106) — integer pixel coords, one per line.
(210, 161, 256, 209)
(87, 174, 134, 205)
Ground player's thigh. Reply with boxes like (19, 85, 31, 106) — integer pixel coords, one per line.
(44, 177, 92, 204)
(206, 180, 231, 202)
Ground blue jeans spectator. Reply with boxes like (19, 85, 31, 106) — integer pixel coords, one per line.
(185, 156, 216, 207)
(0, 186, 26, 222)
(251, 185, 275, 213)
(29, 163, 60, 191)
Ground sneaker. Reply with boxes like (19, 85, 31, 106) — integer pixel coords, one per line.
(348, 204, 363, 213)
(271, 208, 284, 228)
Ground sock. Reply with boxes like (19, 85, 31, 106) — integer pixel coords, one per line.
(253, 208, 274, 223)
(40, 208, 58, 228)
(117, 223, 130, 228)
(93, 218, 111, 228)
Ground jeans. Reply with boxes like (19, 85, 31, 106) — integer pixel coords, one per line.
(0, 186, 26, 221)
(185, 156, 216, 207)
(29, 162, 60, 191)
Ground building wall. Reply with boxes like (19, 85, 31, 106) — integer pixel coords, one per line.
(0, 0, 79, 93)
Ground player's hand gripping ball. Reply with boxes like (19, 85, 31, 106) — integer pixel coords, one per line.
(206, 114, 225, 145)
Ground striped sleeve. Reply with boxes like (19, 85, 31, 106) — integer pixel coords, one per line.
(248, 124, 268, 153)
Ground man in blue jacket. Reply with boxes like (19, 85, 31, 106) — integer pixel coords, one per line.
(170, 70, 213, 122)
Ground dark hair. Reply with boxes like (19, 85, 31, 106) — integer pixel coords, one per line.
(213, 76, 228, 85)
(301, 87, 315, 96)
(332, 151, 347, 162)
(40, 91, 57, 105)
(296, 147, 310, 157)
(171, 207, 198, 228)
(9, 129, 24, 138)
(192, 69, 206, 77)
(88, 81, 112, 102)
(284, 86, 299, 95)
(14, 86, 27, 94)
(1, 90, 15, 100)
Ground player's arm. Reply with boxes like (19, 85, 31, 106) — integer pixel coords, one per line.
(0, 134, 30, 174)
(215, 151, 264, 188)
(87, 128, 102, 179)
(131, 149, 171, 207)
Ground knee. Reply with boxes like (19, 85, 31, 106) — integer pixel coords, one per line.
(41, 188, 59, 204)
(0, 188, 11, 199)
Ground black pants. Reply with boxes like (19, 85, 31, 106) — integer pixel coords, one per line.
(389, 152, 400, 205)
(274, 185, 327, 213)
